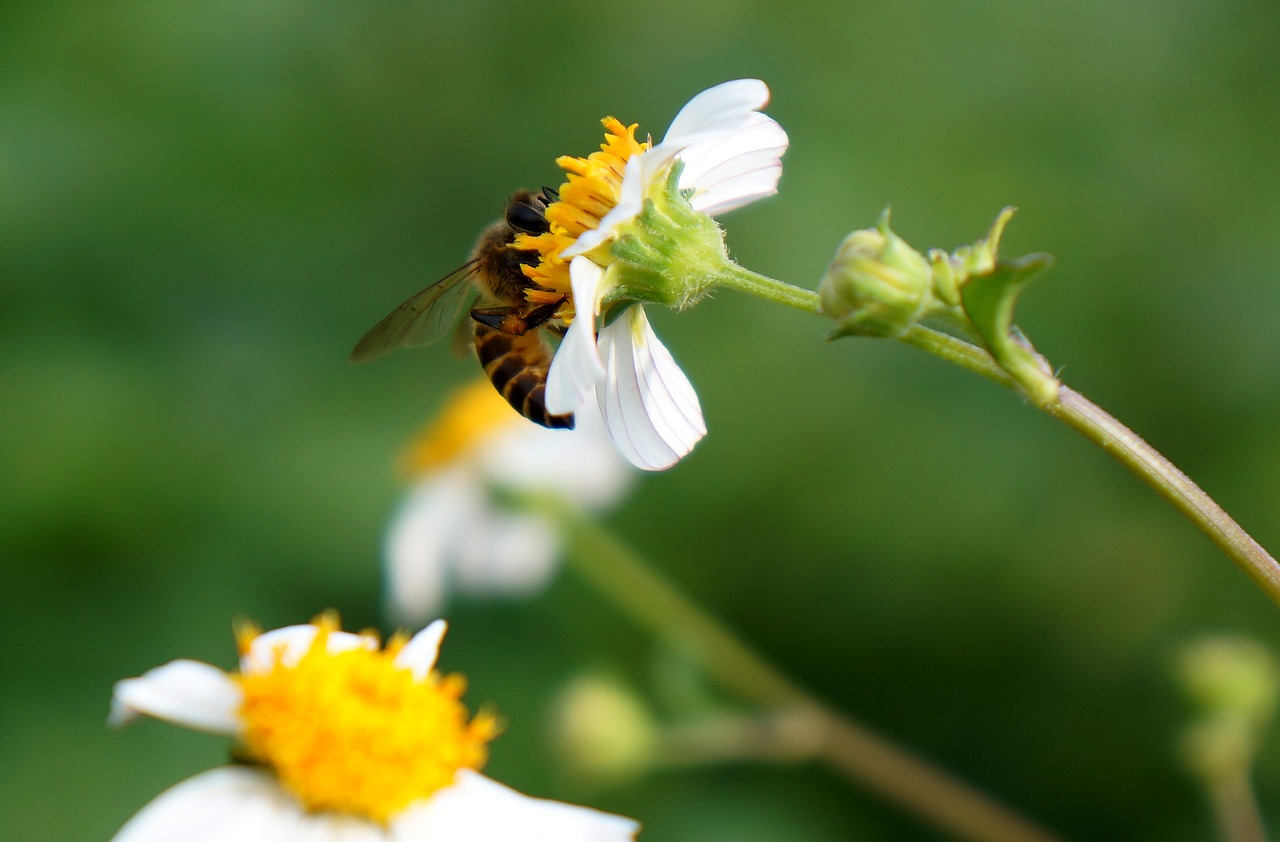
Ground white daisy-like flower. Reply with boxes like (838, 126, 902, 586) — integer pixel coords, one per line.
(110, 615, 640, 842)
(516, 79, 788, 471)
(385, 378, 633, 625)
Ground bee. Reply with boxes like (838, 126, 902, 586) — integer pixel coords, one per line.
(350, 188, 574, 429)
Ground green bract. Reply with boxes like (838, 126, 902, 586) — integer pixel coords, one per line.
(605, 164, 735, 312)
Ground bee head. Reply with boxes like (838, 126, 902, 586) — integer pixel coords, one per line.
(505, 195, 551, 236)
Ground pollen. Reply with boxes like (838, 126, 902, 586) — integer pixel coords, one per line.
(398, 379, 521, 478)
(516, 117, 648, 324)
(236, 617, 498, 824)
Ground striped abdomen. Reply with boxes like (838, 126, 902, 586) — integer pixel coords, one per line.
(474, 324, 574, 430)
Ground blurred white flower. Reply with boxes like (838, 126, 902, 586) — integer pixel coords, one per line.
(110, 615, 639, 842)
(385, 379, 633, 625)
(518, 79, 788, 471)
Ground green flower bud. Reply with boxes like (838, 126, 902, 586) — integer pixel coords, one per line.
(1176, 635, 1279, 785)
(819, 210, 934, 338)
(1178, 636, 1279, 727)
(548, 674, 657, 786)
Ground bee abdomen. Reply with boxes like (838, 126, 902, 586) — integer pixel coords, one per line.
(474, 325, 574, 430)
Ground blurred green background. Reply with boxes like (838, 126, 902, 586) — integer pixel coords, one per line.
(4, 0, 1280, 839)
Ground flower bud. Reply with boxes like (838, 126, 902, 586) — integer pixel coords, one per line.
(1178, 636, 1279, 727)
(1176, 635, 1279, 784)
(818, 210, 934, 338)
(548, 674, 657, 785)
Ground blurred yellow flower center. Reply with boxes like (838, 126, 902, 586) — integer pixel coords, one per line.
(399, 379, 522, 477)
(236, 618, 498, 824)
(517, 117, 648, 323)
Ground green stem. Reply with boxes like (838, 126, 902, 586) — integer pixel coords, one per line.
(717, 262, 1280, 605)
(540, 500, 1066, 842)
(717, 264, 823, 314)
(897, 327, 1280, 606)
(1208, 772, 1269, 842)
(900, 324, 1014, 387)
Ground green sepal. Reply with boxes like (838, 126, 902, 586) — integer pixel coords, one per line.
(960, 253, 1059, 406)
(606, 161, 729, 310)
(822, 324, 862, 342)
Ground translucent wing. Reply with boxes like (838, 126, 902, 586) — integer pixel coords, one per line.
(350, 261, 482, 364)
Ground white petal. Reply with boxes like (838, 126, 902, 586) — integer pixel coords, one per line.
(596, 313, 677, 470)
(393, 619, 448, 681)
(112, 767, 306, 842)
(563, 81, 779, 262)
(391, 771, 638, 842)
(691, 165, 785, 218)
(681, 114, 788, 216)
(292, 813, 389, 842)
(476, 403, 635, 509)
(383, 471, 483, 625)
(544, 257, 606, 415)
(109, 660, 242, 735)
(597, 306, 705, 471)
(241, 625, 376, 675)
(662, 79, 771, 144)
(561, 158, 645, 259)
(451, 510, 560, 597)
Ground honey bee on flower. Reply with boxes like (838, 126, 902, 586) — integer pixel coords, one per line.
(353, 79, 788, 471)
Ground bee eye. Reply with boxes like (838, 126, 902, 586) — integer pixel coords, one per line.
(506, 202, 549, 235)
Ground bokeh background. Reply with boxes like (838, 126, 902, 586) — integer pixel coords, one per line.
(4, 0, 1280, 839)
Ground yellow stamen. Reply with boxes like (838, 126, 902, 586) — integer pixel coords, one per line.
(398, 379, 522, 479)
(516, 117, 649, 324)
(236, 617, 498, 824)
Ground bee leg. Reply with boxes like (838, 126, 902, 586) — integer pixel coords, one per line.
(471, 306, 533, 336)
(471, 299, 566, 336)
(520, 299, 567, 331)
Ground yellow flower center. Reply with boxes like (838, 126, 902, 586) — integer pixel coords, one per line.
(236, 617, 498, 824)
(516, 117, 649, 323)
(398, 379, 522, 478)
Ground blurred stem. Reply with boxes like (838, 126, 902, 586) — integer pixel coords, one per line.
(717, 270, 1280, 605)
(538, 499, 1066, 842)
(1207, 773, 1268, 842)
(650, 708, 829, 769)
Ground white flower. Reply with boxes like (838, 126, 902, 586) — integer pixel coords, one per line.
(541, 79, 788, 471)
(110, 617, 639, 842)
(385, 379, 632, 625)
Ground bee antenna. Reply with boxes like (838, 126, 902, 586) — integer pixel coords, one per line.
(541, 185, 560, 200)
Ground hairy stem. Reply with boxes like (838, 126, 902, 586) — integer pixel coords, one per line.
(717, 264, 824, 314)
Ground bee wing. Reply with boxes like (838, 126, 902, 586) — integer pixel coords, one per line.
(449, 308, 479, 358)
(349, 261, 481, 364)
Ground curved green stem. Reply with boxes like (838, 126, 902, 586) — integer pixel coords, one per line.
(716, 265, 1280, 605)
(539, 500, 1066, 842)
(897, 327, 1280, 606)
(1050, 387, 1280, 601)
